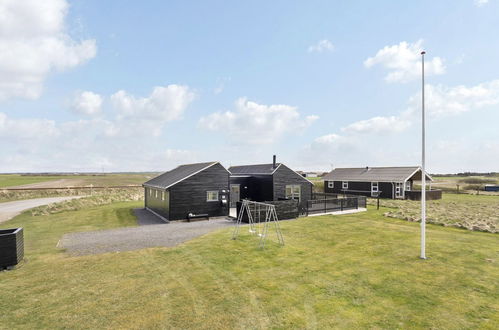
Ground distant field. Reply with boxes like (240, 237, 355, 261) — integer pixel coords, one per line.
(431, 175, 499, 193)
(0, 173, 159, 189)
(370, 193, 499, 233)
(0, 175, 62, 188)
(0, 202, 497, 328)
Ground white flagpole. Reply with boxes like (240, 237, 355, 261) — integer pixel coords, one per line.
(420, 51, 427, 260)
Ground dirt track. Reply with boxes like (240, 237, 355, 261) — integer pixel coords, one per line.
(0, 196, 84, 224)
(6, 179, 85, 189)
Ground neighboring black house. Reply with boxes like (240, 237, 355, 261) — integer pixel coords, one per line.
(143, 162, 230, 221)
(323, 166, 438, 200)
(228, 156, 313, 209)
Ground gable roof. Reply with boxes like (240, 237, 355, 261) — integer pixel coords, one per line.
(323, 166, 433, 182)
(143, 161, 222, 190)
(228, 163, 281, 175)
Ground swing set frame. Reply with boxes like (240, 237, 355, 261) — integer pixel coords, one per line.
(232, 199, 285, 248)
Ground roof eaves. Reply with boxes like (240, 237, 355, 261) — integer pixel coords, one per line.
(147, 161, 219, 190)
(277, 164, 314, 185)
(405, 166, 433, 182)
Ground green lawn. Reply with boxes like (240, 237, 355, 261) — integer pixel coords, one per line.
(0, 203, 498, 329)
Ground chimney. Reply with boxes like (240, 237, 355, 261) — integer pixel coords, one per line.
(273, 155, 277, 168)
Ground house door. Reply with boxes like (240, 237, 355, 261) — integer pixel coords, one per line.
(395, 182, 403, 198)
(230, 184, 240, 207)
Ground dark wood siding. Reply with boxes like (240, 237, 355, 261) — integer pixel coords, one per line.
(229, 175, 272, 202)
(273, 165, 313, 208)
(325, 180, 398, 199)
(169, 163, 229, 220)
(144, 187, 170, 219)
(0, 228, 24, 268)
(236, 199, 299, 222)
(324, 181, 343, 194)
(379, 182, 394, 199)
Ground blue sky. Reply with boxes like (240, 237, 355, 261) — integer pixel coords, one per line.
(1, 0, 498, 173)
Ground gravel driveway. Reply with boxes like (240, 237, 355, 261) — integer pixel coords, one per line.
(60, 209, 236, 256)
(0, 196, 84, 224)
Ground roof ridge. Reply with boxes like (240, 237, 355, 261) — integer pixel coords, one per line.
(333, 166, 420, 169)
(229, 162, 280, 168)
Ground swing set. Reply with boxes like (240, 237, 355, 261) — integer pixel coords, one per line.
(232, 199, 285, 248)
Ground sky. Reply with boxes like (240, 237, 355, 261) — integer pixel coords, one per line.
(0, 0, 498, 174)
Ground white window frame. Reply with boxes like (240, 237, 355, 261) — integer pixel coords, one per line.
(371, 182, 379, 197)
(285, 184, 301, 202)
(405, 181, 411, 191)
(395, 182, 402, 198)
(207, 191, 219, 202)
(155, 190, 158, 198)
(342, 181, 348, 190)
(328, 181, 334, 189)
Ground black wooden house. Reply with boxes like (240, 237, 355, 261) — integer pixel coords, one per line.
(228, 156, 313, 209)
(322, 166, 438, 199)
(143, 162, 230, 221)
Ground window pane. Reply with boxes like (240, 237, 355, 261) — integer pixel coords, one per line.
(207, 191, 218, 201)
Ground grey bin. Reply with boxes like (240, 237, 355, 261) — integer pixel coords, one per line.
(0, 228, 24, 269)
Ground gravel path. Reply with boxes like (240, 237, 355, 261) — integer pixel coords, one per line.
(0, 196, 84, 224)
(134, 208, 167, 225)
(60, 210, 236, 256)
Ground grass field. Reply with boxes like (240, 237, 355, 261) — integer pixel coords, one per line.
(1, 202, 498, 328)
(431, 175, 499, 193)
(371, 193, 499, 233)
(0, 173, 158, 188)
(0, 175, 63, 188)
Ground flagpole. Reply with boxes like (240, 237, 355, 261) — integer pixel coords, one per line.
(420, 51, 427, 260)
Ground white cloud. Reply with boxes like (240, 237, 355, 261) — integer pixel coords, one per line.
(474, 0, 489, 7)
(0, 112, 59, 139)
(423, 80, 499, 117)
(0, 83, 198, 172)
(111, 85, 195, 122)
(71, 91, 103, 115)
(199, 98, 318, 144)
(364, 40, 445, 83)
(314, 133, 346, 145)
(339, 79, 499, 136)
(308, 39, 334, 53)
(214, 77, 231, 94)
(0, 111, 198, 172)
(341, 115, 411, 134)
(0, 0, 97, 101)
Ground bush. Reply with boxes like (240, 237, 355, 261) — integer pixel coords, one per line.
(313, 180, 324, 193)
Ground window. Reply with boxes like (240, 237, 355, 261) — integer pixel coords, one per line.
(161, 191, 164, 201)
(371, 182, 379, 197)
(328, 181, 334, 188)
(155, 190, 158, 198)
(342, 181, 348, 190)
(405, 181, 411, 191)
(395, 182, 402, 198)
(285, 185, 301, 201)
(207, 191, 219, 202)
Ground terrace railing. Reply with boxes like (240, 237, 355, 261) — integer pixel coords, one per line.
(306, 196, 366, 216)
